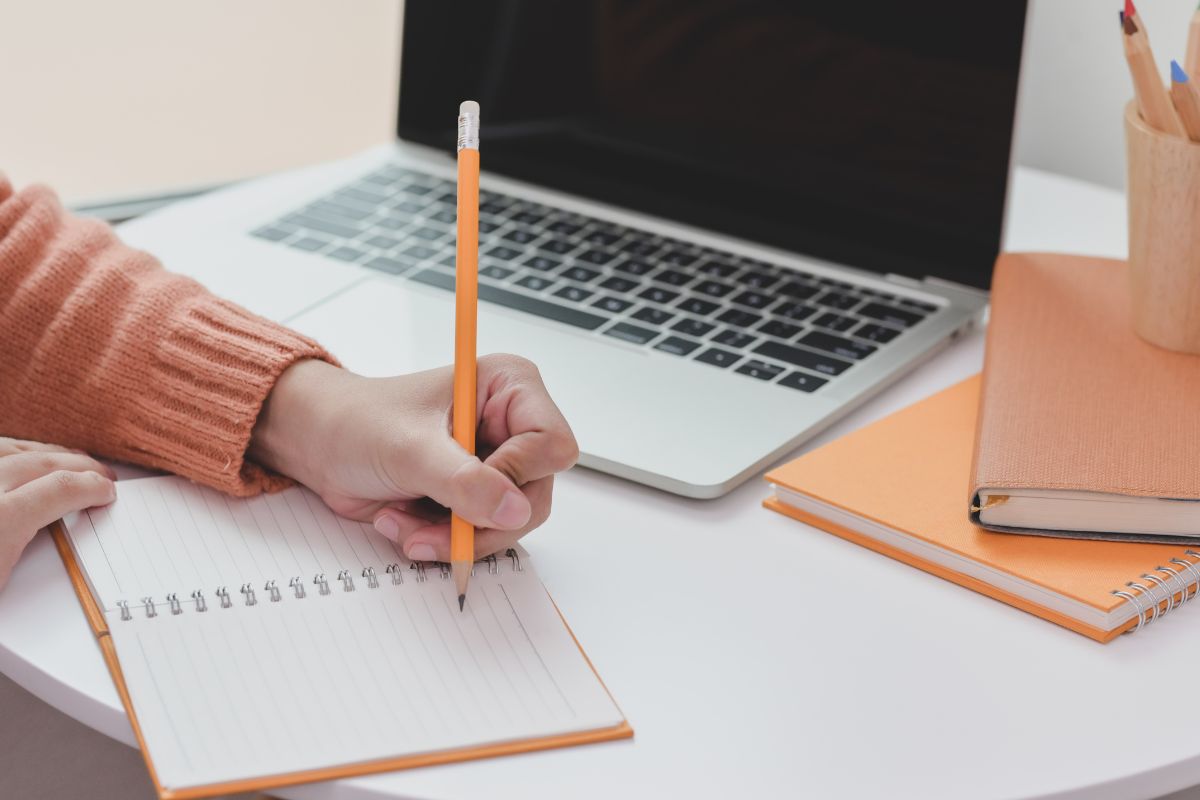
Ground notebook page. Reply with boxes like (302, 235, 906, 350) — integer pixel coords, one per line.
(64, 477, 625, 791)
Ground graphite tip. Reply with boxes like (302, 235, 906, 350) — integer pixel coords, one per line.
(458, 594, 466, 612)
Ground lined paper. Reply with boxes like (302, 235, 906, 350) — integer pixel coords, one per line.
(64, 477, 625, 792)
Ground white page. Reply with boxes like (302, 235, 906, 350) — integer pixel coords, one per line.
(66, 476, 625, 792)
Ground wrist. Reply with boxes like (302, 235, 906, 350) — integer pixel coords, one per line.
(249, 358, 344, 485)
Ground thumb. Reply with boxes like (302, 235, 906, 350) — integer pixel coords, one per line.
(418, 438, 532, 531)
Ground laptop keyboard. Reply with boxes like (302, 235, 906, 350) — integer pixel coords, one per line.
(251, 163, 940, 394)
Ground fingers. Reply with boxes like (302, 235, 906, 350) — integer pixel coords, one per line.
(384, 476, 554, 561)
(415, 438, 532, 531)
(0, 438, 88, 458)
(0, 451, 115, 491)
(1, 469, 116, 534)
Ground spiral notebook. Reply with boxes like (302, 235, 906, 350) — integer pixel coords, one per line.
(765, 375, 1200, 643)
(51, 476, 630, 800)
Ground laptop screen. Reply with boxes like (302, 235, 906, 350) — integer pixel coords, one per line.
(397, 1, 1027, 290)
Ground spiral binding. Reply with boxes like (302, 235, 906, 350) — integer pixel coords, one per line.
(112, 549, 525, 620)
(1110, 549, 1200, 634)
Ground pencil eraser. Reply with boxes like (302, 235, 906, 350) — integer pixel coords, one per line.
(459, 100, 480, 116)
(1173, 60, 1190, 84)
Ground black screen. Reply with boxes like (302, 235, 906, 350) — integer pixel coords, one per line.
(398, 1, 1027, 289)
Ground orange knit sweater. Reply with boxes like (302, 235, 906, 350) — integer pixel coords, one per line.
(0, 175, 335, 495)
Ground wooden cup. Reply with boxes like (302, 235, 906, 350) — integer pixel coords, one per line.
(1125, 101, 1200, 354)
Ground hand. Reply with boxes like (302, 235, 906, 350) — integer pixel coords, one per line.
(249, 355, 579, 562)
(0, 438, 116, 590)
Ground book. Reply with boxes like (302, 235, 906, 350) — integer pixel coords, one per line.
(971, 252, 1200, 542)
(764, 375, 1200, 643)
(52, 476, 631, 800)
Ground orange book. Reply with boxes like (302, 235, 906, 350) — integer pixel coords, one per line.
(971, 253, 1200, 542)
(765, 375, 1200, 643)
(53, 476, 630, 800)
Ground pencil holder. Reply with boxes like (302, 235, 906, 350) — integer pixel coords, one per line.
(1125, 101, 1200, 354)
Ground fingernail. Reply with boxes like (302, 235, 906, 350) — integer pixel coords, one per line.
(103, 479, 117, 503)
(406, 542, 437, 562)
(374, 514, 400, 541)
(492, 489, 531, 529)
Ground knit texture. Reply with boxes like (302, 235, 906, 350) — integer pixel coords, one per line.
(0, 175, 336, 495)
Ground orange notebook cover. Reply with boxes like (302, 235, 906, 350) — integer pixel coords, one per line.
(970, 253, 1200, 542)
(764, 375, 1200, 643)
(51, 477, 631, 800)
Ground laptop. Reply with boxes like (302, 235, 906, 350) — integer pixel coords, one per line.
(117, 2, 1029, 498)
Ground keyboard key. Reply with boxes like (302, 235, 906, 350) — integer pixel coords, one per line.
(480, 265, 515, 280)
(632, 306, 675, 325)
(513, 210, 545, 225)
(554, 285, 594, 303)
(583, 230, 621, 246)
(310, 200, 372, 221)
(660, 250, 698, 267)
(736, 360, 785, 380)
(654, 336, 701, 356)
(813, 312, 857, 332)
(858, 302, 925, 328)
(639, 286, 680, 304)
(798, 331, 877, 361)
(621, 240, 661, 257)
(502, 228, 539, 245)
(731, 290, 773, 309)
(290, 214, 359, 238)
(401, 245, 439, 260)
(616, 260, 654, 276)
(653, 269, 693, 286)
(364, 255, 411, 274)
(434, 191, 457, 205)
(480, 201, 508, 215)
(547, 220, 582, 235)
(429, 209, 457, 224)
(604, 322, 659, 345)
(779, 372, 829, 393)
(899, 299, 939, 313)
(753, 341, 852, 375)
(516, 275, 555, 291)
(375, 217, 407, 230)
(716, 308, 762, 328)
(696, 260, 738, 278)
(523, 255, 560, 271)
(562, 266, 601, 283)
(410, 269, 607, 330)
(677, 297, 720, 316)
(578, 249, 617, 265)
(853, 323, 901, 343)
(289, 236, 330, 252)
(337, 187, 388, 205)
(478, 220, 501, 234)
(540, 239, 577, 255)
(251, 226, 294, 242)
(814, 291, 861, 311)
(593, 296, 634, 313)
(759, 319, 802, 339)
(714, 329, 757, 349)
(410, 227, 444, 241)
(366, 234, 402, 250)
(599, 275, 640, 293)
(327, 245, 368, 263)
(779, 281, 819, 299)
(737, 271, 780, 289)
(671, 318, 716, 337)
(402, 183, 433, 196)
(693, 280, 735, 298)
(695, 348, 741, 368)
(772, 301, 817, 321)
(485, 245, 522, 261)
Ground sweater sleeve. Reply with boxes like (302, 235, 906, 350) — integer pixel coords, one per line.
(0, 175, 338, 496)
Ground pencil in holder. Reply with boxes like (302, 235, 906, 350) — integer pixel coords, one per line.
(1125, 101, 1200, 354)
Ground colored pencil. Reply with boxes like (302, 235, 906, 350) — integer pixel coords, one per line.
(1188, 2, 1200, 80)
(1122, 5, 1187, 137)
(1169, 60, 1200, 141)
(452, 100, 480, 611)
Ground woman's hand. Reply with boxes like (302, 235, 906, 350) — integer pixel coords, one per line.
(0, 439, 116, 590)
(249, 355, 579, 563)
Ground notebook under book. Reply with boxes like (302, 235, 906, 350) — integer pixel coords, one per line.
(764, 375, 1200, 643)
(52, 476, 630, 800)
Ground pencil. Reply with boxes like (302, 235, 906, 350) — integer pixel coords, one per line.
(452, 100, 480, 612)
(1170, 60, 1200, 141)
(1122, 4, 1186, 137)
(1188, 2, 1200, 80)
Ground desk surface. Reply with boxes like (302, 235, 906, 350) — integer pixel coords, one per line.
(4, 166, 1194, 800)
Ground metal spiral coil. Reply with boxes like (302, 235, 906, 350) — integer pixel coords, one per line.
(1111, 550, 1200, 634)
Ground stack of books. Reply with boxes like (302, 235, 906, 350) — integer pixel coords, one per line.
(765, 253, 1200, 642)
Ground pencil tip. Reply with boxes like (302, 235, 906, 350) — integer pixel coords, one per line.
(458, 594, 466, 612)
(1174, 60, 1190, 84)
(1125, 0, 1136, 19)
(1124, 14, 1138, 35)
(1119, 9, 1124, 26)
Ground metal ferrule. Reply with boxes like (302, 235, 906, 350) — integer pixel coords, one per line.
(457, 111, 480, 152)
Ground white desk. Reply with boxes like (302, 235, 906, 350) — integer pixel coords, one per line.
(5, 167, 1194, 800)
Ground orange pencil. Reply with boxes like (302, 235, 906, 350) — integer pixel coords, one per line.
(1186, 2, 1200, 80)
(1169, 60, 1200, 141)
(1122, 1, 1186, 137)
(451, 100, 480, 612)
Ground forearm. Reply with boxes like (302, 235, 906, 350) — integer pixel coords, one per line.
(0, 174, 336, 495)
